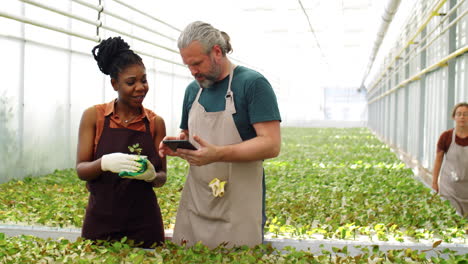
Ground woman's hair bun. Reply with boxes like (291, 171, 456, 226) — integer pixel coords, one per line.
(92, 36, 131, 75)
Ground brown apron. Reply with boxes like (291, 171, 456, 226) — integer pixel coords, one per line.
(439, 128, 468, 217)
(81, 115, 165, 248)
(172, 65, 264, 248)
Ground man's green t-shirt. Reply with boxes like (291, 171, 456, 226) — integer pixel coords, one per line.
(180, 66, 281, 140)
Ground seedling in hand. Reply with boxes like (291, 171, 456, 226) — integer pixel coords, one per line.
(128, 143, 142, 157)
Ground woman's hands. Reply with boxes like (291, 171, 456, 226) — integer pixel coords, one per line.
(432, 181, 439, 193)
(122, 160, 156, 182)
(152, 171, 167, 188)
(101, 153, 141, 173)
(120, 160, 167, 187)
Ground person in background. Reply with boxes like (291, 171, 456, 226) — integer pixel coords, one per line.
(159, 21, 281, 248)
(432, 102, 468, 217)
(76, 36, 166, 247)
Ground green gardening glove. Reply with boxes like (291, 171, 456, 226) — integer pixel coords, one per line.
(119, 157, 148, 177)
(120, 158, 157, 182)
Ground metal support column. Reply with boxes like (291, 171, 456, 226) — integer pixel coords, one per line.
(418, 27, 427, 162)
(17, 1, 26, 178)
(402, 46, 410, 151)
(446, 0, 458, 128)
(394, 60, 400, 147)
(65, 0, 73, 165)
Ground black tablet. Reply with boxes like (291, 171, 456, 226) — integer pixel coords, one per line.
(162, 140, 197, 152)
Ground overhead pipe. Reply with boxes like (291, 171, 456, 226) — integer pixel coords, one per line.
(70, 0, 179, 54)
(359, 0, 401, 92)
(98, 3, 178, 42)
(112, 0, 181, 32)
(111, 0, 266, 71)
(369, 7, 467, 99)
(0, 10, 99, 42)
(298, 0, 328, 66)
(405, 0, 466, 65)
(5, 0, 250, 70)
(0, 15, 184, 67)
(366, 0, 448, 95)
(368, 44, 468, 105)
(19, 0, 101, 27)
(23, 0, 179, 53)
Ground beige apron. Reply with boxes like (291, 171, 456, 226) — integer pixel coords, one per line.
(172, 65, 264, 248)
(439, 129, 468, 217)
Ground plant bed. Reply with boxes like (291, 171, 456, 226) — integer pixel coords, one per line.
(1, 127, 468, 262)
(2, 224, 468, 260)
(1, 234, 468, 263)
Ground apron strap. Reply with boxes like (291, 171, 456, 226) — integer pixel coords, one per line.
(193, 62, 237, 114)
(452, 128, 456, 144)
(194, 86, 203, 103)
(225, 63, 236, 114)
(144, 117, 151, 134)
(104, 115, 111, 129)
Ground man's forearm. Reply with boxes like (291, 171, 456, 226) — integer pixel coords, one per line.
(217, 136, 280, 162)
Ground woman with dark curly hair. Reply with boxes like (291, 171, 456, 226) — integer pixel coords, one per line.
(433, 102, 468, 218)
(76, 36, 166, 247)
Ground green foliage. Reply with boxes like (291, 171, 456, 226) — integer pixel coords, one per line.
(1, 128, 467, 240)
(0, 169, 86, 227)
(128, 143, 143, 156)
(264, 127, 467, 242)
(1, 235, 467, 263)
(1, 127, 468, 262)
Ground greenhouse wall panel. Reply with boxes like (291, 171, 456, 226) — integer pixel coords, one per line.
(388, 93, 397, 145)
(396, 87, 407, 150)
(406, 82, 421, 159)
(0, 38, 22, 181)
(455, 53, 467, 102)
(423, 69, 448, 169)
(22, 43, 71, 175)
(456, 0, 467, 49)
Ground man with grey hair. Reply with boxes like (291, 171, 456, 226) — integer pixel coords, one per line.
(159, 21, 281, 248)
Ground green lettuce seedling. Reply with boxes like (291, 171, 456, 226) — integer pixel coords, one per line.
(128, 143, 142, 156)
(119, 143, 147, 177)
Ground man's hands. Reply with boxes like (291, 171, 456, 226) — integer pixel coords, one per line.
(159, 134, 220, 166)
(177, 135, 220, 166)
(101, 153, 140, 173)
(159, 120, 280, 166)
(158, 133, 187, 158)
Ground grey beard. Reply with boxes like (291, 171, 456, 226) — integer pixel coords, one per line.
(196, 58, 222, 89)
(198, 79, 215, 89)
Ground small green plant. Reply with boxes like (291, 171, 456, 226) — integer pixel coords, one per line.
(128, 143, 142, 156)
(2, 128, 468, 244)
